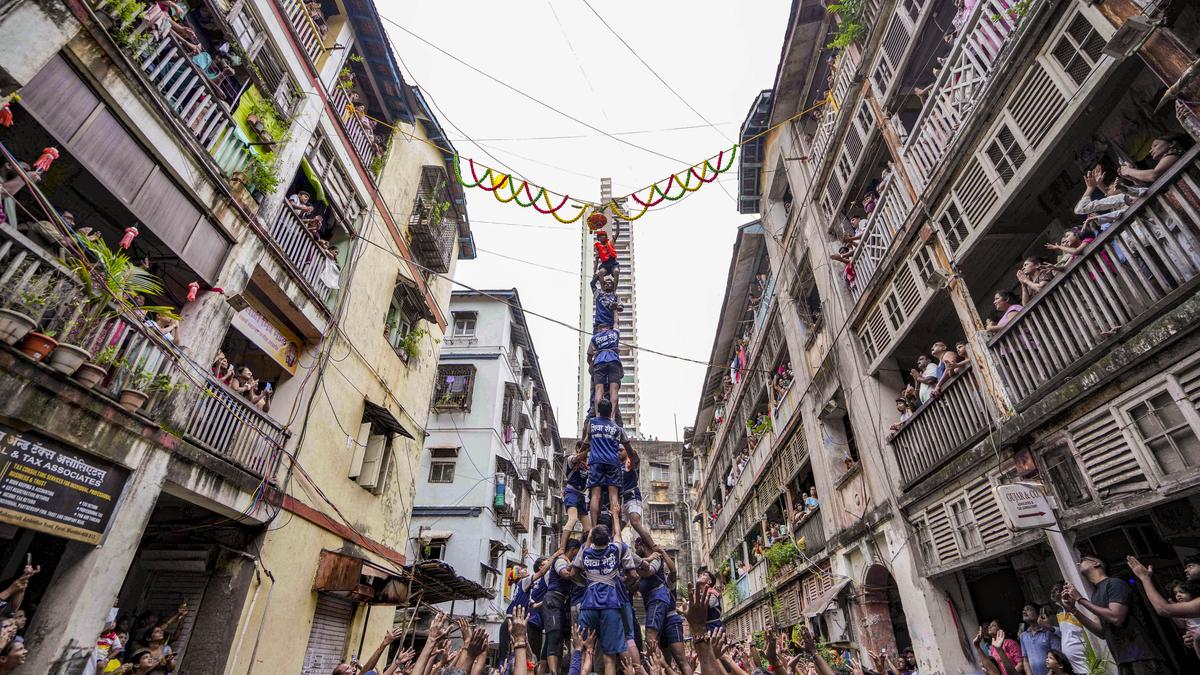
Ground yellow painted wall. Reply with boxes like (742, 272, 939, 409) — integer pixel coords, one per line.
(226, 119, 462, 675)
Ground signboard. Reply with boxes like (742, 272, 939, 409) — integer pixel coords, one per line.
(995, 483, 1057, 530)
(230, 295, 303, 374)
(0, 424, 128, 545)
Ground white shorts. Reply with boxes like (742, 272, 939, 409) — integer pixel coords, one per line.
(622, 498, 643, 517)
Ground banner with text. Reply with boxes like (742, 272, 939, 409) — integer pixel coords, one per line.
(0, 424, 129, 545)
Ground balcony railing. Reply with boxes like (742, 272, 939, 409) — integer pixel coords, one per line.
(795, 508, 826, 554)
(771, 380, 801, 432)
(270, 205, 337, 303)
(901, 0, 1025, 189)
(891, 363, 993, 486)
(278, 0, 326, 63)
(91, 0, 254, 177)
(185, 374, 287, 479)
(0, 222, 285, 480)
(328, 85, 380, 172)
(810, 48, 862, 168)
(712, 429, 774, 543)
(847, 175, 914, 302)
(989, 150, 1200, 406)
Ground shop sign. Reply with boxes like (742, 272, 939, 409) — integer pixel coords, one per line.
(0, 424, 128, 545)
(995, 483, 1056, 530)
(230, 295, 303, 374)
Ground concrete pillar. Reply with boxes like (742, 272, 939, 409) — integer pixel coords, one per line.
(21, 447, 170, 675)
(183, 549, 257, 675)
(0, 0, 81, 97)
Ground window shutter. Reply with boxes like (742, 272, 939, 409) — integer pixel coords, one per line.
(347, 421, 371, 479)
(967, 476, 1008, 547)
(925, 503, 958, 564)
(357, 433, 388, 491)
(1069, 409, 1149, 498)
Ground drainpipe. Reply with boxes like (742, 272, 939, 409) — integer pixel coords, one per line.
(244, 568, 277, 674)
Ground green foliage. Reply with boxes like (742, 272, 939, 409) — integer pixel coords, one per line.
(14, 275, 59, 322)
(149, 373, 189, 395)
(243, 153, 282, 195)
(118, 357, 154, 391)
(248, 96, 292, 144)
(826, 0, 867, 50)
(349, 54, 365, 63)
(1082, 636, 1111, 675)
(429, 180, 452, 226)
(68, 236, 177, 354)
(990, 0, 1034, 21)
(92, 345, 120, 367)
(819, 642, 851, 674)
(398, 327, 428, 360)
(765, 539, 800, 576)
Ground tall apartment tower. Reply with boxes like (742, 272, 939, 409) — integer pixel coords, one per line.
(577, 178, 641, 436)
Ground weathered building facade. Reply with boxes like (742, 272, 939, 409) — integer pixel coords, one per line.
(696, 0, 1200, 673)
(409, 289, 563, 646)
(0, 0, 473, 670)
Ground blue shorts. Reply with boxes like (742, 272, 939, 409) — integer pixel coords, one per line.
(579, 608, 627, 655)
(660, 619, 685, 646)
(644, 597, 670, 633)
(600, 259, 618, 274)
(705, 619, 724, 631)
(564, 488, 586, 511)
(588, 463, 622, 489)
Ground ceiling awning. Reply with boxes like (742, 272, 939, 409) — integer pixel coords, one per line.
(805, 577, 852, 618)
(407, 559, 494, 604)
(397, 274, 437, 323)
(313, 550, 409, 605)
(363, 400, 414, 439)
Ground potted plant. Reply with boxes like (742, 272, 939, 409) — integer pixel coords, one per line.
(13, 276, 61, 361)
(67, 235, 178, 372)
(46, 290, 97, 375)
(397, 326, 428, 361)
(117, 362, 154, 412)
(76, 344, 118, 388)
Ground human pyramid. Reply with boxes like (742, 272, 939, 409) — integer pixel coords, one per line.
(494, 212, 723, 675)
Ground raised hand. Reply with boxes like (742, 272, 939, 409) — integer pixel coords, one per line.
(429, 612, 450, 641)
(508, 606, 529, 643)
(991, 628, 1007, 649)
(684, 582, 709, 635)
(467, 627, 487, 657)
(1127, 555, 1152, 580)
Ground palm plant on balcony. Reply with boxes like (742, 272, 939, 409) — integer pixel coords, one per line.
(66, 236, 177, 381)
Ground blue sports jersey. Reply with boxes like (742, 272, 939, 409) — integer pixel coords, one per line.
(622, 463, 640, 498)
(528, 577, 548, 627)
(573, 542, 639, 610)
(638, 558, 672, 606)
(566, 458, 587, 493)
(506, 577, 532, 614)
(594, 291, 619, 327)
(591, 329, 620, 364)
(588, 417, 625, 466)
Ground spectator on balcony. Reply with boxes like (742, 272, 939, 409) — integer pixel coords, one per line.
(930, 341, 962, 396)
(304, 1, 329, 36)
(211, 351, 234, 384)
(985, 291, 1024, 335)
(803, 487, 819, 515)
(142, 1, 202, 56)
(1016, 258, 1058, 306)
(229, 366, 256, 397)
(1118, 135, 1186, 187)
(887, 397, 914, 439)
(862, 189, 879, 216)
(1075, 166, 1132, 225)
(1046, 229, 1094, 271)
(910, 354, 939, 403)
(288, 191, 316, 219)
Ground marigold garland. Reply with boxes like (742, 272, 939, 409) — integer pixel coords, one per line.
(450, 145, 738, 226)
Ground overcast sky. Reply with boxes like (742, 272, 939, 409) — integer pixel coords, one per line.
(381, 1, 791, 440)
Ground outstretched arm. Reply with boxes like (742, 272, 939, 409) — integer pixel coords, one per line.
(362, 627, 403, 672)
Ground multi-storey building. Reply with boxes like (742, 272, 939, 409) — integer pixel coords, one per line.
(578, 177, 641, 435)
(695, 1, 1200, 673)
(0, 0, 474, 671)
(409, 289, 564, 645)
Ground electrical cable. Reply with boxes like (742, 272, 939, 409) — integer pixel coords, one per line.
(445, 121, 737, 143)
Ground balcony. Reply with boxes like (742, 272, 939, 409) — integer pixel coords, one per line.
(278, 0, 327, 64)
(846, 174, 915, 302)
(90, 1, 253, 177)
(711, 429, 774, 543)
(891, 363, 994, 486)
(794, 507, 826, 554)
(328, 84, 380, 172)
(901, 0, 1025, 189)
(269, 204, 338, 303)
(989, 149, 1200, 406)
(184, 374, 287, 478)
(0, 223, 284, 481)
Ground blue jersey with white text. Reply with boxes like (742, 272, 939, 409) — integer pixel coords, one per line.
(594, 291, 619, 328)
(591, 329, 620, 364)
(638, 557, 672, 606)
(566, 457, 587, 493)
(573, 543, 638, 610)
(588, 417, 625, 466)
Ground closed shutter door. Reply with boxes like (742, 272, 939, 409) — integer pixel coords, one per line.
(302, 595, 355, 675)
(138, 571, 210, 666)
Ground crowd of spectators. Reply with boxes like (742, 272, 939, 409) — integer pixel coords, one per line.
(211, 350, 273, 412)
(887, 341, 969, 438)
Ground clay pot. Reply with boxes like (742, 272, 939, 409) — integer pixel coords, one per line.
(47, 343, 90, 374)
(0, 309, 36, 345)
(74, 362, 108, 388)
(16, 332, 58, 361)
(118, 388, 149, 412)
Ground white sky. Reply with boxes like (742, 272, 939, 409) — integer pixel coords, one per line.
(380, 1, 791, 440)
